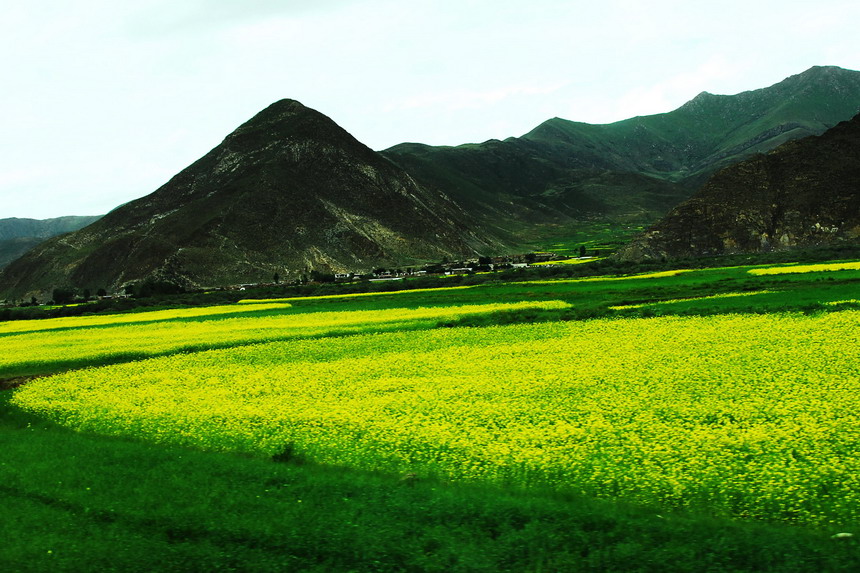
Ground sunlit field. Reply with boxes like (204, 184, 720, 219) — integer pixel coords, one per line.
(3, 258, 860, 571)
(748, 260, 860, 275)
(0, 300, 568, 378)
(13, 311, 860, 526)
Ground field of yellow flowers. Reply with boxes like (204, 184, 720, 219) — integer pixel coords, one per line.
(0, 299, 568, 377)
(748, 261, 860, 275)
(12, 309, 860, 526)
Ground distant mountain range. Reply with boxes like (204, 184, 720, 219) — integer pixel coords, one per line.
(616, 113, 860, 260)
(0, 216, 101, 268)
(2, 65, 859, 299)
(382, 66, 860, 233)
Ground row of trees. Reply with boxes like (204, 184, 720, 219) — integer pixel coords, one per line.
(50, 287, 107, 305)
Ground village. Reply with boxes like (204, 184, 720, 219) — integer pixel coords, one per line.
(238, 250, 594, 290)
(1, 251, 599, 308)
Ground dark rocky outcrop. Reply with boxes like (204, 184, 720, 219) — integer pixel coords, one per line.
(615, 114, 860, 261)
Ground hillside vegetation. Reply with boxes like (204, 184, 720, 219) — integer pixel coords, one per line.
(384, 66, 860, 237)
(0, 216, 101, 268)
(618, 111, 860, 260)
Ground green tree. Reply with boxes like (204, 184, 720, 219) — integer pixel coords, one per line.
(310, 270, 335, 283)
(52, 288, 76, 305)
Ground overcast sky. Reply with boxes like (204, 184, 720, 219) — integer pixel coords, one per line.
(2, 0, 859, 219)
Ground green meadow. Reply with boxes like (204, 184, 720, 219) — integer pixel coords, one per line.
(2, 259, 860, 571)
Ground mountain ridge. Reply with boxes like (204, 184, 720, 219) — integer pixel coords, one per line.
(521, 66, 860, 179)
(0, 215, 102, 269)
(0, 216, 103, 241)
(615, 113, 860, 261)
(382, 66, 860, 240)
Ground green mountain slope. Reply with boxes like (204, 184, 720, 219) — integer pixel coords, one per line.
(526, 66, 860, 180)
(0, 238, 44, 269)
(0, 216, 102, 269)
(382, 66, 860, 239)
(0, 216, 102, 241)
(615, 113, 860, 260)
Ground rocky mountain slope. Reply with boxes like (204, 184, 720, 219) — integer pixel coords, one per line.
(615, 113, 860, 260)
(0, 101, 503, 299)
(382, 66, 860, 234)
(0, 216, 101, 268)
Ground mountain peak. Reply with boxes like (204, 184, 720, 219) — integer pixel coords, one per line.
(800, 64, 851, 76)
(0, 100, 496, 297)
(231, 98, 339, 137)
(219, 98, 376, 162)
(774, 65, 858, 91)
(245, 98, 319, 124)
(679, 91, 719, 109)
(265, 98, 306, 111)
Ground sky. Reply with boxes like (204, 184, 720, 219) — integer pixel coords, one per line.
(2, 0, 859, 220)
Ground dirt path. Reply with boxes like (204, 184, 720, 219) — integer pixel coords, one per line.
(0, 376, 42, 391)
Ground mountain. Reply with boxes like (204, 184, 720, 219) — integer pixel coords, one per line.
(615, 113, 860, 261)
(0, 100, 503, 299)
(0, 238, 44, 269)
(0, 216, 102, 241)
(382, 66, 860, 237)
(0, 216, 102, 268)
(3, 66, 860, 299)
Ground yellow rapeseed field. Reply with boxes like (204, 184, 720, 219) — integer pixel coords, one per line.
(0, 301, 292, 335)
(0, 300, 569, 376)
(609, 290, 774, 310)
(748, 260, 860, 275)
(518, 269, 694, 286)
(237, 285, 476, 304)
(13, 310, 860, 525)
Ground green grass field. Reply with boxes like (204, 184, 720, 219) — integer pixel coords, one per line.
(516, 222, 646, 256)
(3, 259, 860, 571)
